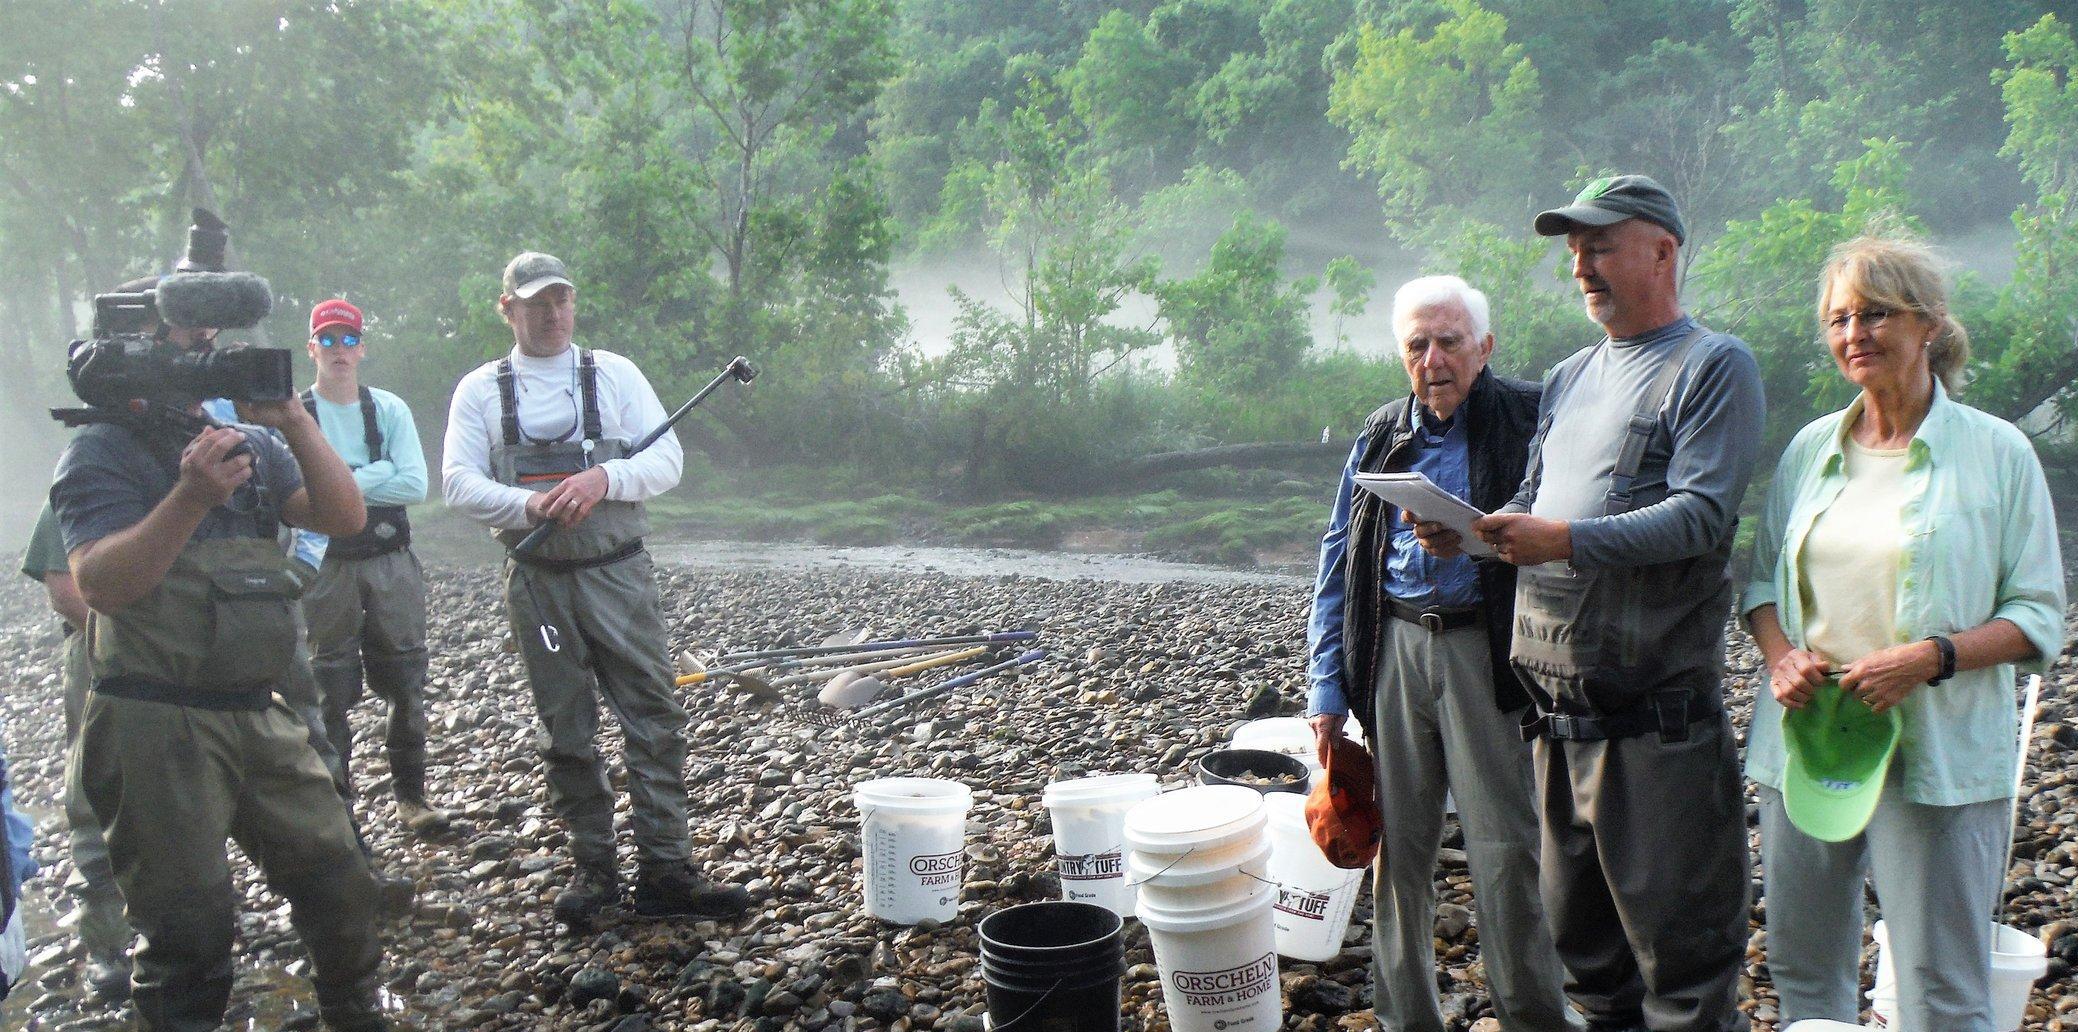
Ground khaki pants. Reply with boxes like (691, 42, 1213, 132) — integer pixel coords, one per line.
(504, 550, 690, 874)
(303, 548, 431, 801)
(1371, 619, 1581, 1032)
(1759, 771, 2007, 1032)
(1534, 711, 1750, 1032)
(72, 693, 382, 1032)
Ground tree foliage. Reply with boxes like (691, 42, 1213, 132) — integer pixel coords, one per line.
(3, 0, 2075, 510)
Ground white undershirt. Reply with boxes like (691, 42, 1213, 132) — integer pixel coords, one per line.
(441, 345, 683, 531)
(1799, 438, 1913, 665)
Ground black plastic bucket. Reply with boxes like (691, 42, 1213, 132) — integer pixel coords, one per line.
(1196, 747, 1309, 796)
(977, 901, 1125, 1032)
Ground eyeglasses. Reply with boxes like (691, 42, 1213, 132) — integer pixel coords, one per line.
(1824, 307, 1898, 333)
(315, 332, 362, 348)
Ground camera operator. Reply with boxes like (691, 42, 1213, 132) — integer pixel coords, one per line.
(50, 263, 390, 1030)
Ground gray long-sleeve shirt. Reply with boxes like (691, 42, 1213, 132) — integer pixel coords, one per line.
(1504, 315, 1765, 568)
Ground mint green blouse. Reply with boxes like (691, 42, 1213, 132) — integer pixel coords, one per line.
(1741, 384, 2065, 806)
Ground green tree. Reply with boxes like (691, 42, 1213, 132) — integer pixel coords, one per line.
(1154, 212, 1316, 390)
(430, 0, 903, 462)
(1328, 0, 1545, 230)
(1321, 255, 1374, 348)
(1977, 13, 2078, 428)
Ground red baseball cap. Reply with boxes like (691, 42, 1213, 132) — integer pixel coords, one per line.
(310, 299, 363, 335)
(1305, 734, 1382, 869)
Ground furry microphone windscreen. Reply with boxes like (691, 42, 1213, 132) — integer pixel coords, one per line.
(154, 271, 274, 330)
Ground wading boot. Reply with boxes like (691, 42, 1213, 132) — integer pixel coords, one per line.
(394, 797, 452, 837)
(633, 864, 754, 920)
(374, 868, 416, 920)
(554, 861, 620, 930)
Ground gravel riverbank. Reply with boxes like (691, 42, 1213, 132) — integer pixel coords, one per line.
(1, 562, 2073, 1031)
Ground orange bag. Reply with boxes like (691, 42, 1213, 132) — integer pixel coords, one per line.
(1305, 734, 1382, 869)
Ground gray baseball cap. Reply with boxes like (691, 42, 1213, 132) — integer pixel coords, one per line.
(1534, 174, 1686, 244)
(502, 251, 574, 299)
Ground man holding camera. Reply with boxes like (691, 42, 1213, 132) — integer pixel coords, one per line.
(51, 267, 389, 1030)
(295, 299, 449, 835)
(443, 251, 752, 928)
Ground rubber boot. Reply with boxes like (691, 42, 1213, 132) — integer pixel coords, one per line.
(389, 756, 451, 837)
(554, 859, 621, 931)
(315, 973, 391, 1032)
(633, 863, 753, 920)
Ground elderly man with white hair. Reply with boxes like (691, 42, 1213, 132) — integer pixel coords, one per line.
(1308, 275, 1580, 1032)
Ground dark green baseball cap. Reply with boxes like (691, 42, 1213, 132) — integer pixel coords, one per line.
(1780, 679, 1901, 842)
(1534, 174, 1687, 245)
(502, 251, 574, 299)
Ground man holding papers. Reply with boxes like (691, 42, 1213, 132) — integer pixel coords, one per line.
(1466, 176, 1764, 1032)
(1306, 275, 1576, 1032)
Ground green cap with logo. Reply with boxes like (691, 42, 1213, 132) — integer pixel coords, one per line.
(502, 251, 574, 299)
(1780, 678, 1902, 842)
(1534, 173, 1687, 245)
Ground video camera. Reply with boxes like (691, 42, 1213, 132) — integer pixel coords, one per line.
(53, 209, 295, 455)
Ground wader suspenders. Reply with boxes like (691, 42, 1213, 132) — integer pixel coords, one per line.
(300, 386, 384, 461)
(303, 386, 410, 558)
(1524, 327, 1710, 744)
(1604, 328, 1704, 517)
(496, 350, 602, 448)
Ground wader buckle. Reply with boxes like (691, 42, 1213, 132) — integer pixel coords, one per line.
(1420, 611, 1444, 633)
(1652, 690, 1691, 744)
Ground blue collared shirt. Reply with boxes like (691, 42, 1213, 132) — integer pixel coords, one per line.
(1306, 404, 1483, 718)
(1384, 408, 1481, 610)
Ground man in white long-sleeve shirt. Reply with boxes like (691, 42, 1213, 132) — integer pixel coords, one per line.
(442, 251, 752, 928)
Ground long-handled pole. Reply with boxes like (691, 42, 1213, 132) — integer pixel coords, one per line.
(716, 630, 1036, 665)
(1998, 674, 2044, 919)
(851, 649, 1047, 720)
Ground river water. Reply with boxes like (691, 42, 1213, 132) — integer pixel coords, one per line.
(645, 539, 1311, 586)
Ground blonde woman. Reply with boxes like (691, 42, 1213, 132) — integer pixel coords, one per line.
(1741, 235, 2065, 1030)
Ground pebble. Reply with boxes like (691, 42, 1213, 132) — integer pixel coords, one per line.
(0, 566, 2072, 1031)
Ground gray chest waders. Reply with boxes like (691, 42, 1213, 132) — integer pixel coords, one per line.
(302, 386, 412, 559)
(1511, 328, 1733, 741)
(488, 350, 648, 653)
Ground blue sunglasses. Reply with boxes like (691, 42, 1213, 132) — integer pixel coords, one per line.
(315, 332, 362, 348)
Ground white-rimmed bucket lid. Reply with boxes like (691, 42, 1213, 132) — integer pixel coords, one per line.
(1043, 772, 1161, 809)
(1125, 785, 1265, 855)
(853, 776, 973, 816)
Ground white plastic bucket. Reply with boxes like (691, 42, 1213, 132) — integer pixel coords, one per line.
(1260, 793, 1362, 962)
(1137, 887, 1283, 1032)
(1869, 920, 2045, 1031)
(853, 777, 973, 925)
(1043, 772, 1161, 918)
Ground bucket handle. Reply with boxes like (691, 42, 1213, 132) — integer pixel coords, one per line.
(985, 978, 1065, 1031)
(1121, 844, 1281, 891)
(1123, 844, 1193, 887)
